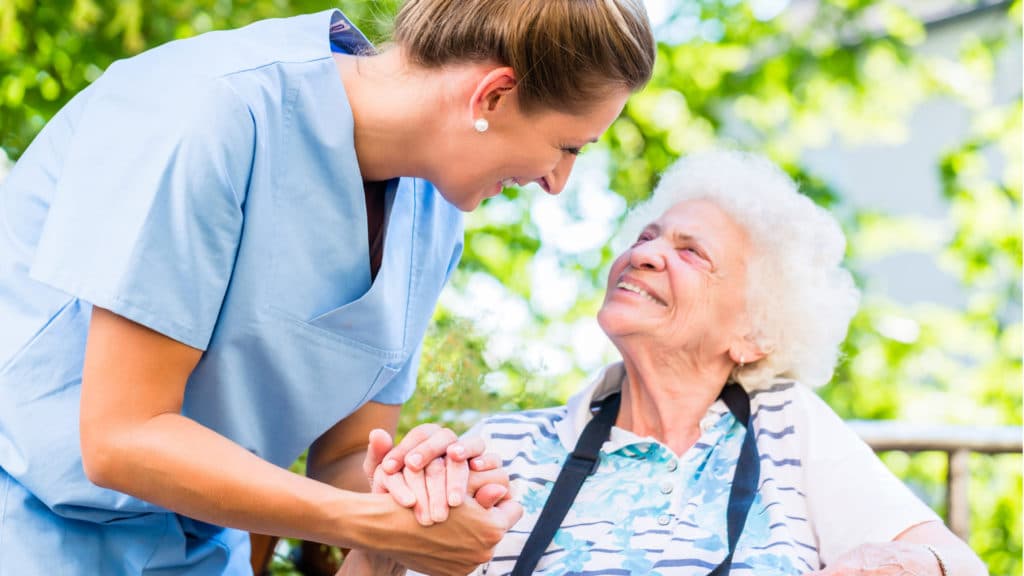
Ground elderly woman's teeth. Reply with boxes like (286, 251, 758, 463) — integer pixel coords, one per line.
(501, 178, 517, 188)
(617, 281, 663, 305)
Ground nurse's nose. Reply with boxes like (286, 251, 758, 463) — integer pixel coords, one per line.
(537, 153, 578, 196)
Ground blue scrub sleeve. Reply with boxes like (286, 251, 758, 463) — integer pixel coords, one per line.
(30, 73, 254, 350)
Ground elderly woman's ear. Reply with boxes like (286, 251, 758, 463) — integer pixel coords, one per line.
(728, 338, 767, 367)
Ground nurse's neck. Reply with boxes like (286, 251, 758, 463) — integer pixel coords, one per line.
(334, 49, 478, 184)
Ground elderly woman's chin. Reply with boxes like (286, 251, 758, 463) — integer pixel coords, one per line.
(596, 297, 647, 342)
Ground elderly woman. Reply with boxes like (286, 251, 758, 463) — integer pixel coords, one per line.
(348, 151, 986, 575)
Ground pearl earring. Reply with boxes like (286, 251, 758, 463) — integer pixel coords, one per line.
(739, 355, 746, 367)
(474, 118, 489, 133)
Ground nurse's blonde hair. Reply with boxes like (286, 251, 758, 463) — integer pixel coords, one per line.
(393, 0, 655, 115)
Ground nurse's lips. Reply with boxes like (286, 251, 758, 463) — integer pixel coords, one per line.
(487, 178, 518, 198)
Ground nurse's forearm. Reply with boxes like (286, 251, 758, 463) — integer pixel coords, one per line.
(79, 307, 516, 574)
(84, 411, 517, 575)
(84, 410, 388, 549)
(308, 449, 370, 494)
(79, 307, 376, 547)
(305, 400, 402, 492)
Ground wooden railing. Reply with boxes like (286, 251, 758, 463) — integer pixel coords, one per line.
(848, 420, 1023, 540)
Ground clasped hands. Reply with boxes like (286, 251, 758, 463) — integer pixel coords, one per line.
(362, 423, 513, 526)
(339, 423, 519, 575)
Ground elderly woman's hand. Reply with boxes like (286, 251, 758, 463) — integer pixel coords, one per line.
(334, 549, 406, 576)
(363, 426, 511, 526)
(803, 542, 947, 575)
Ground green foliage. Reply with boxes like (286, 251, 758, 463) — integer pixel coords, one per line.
(0, 0, 402, 160)
(2, 1, 1019, 573)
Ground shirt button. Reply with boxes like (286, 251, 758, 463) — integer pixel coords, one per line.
(700, 418, 714, 433)
(666, 459, 678, 472)
(660, 481, 674, 495)
(657, 514, 672, 526)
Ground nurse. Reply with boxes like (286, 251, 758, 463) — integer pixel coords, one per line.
(0, 1, 654, 574)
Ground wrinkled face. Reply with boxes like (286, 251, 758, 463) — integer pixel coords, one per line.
(436, 89, 630, 211)
(597, 199, 753, 358)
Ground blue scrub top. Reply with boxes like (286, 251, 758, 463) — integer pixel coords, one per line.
(0, 10, 463, 574)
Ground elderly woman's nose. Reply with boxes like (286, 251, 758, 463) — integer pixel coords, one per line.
(629, 239, 667, 269)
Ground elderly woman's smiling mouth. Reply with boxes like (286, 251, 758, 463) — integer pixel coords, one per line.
(615, 276, 667, 306)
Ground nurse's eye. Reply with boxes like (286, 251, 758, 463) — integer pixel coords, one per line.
(560, 145, 583, 156)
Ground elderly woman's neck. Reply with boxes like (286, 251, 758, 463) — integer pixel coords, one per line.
(616, 356, 732, 457)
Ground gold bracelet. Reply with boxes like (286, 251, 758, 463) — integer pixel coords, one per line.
(925, 544, 950, 576)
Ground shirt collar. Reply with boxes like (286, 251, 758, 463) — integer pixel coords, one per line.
(329, 10, 375, 55)
(556, 361, 732, 455)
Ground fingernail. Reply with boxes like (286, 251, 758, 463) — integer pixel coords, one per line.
(383, 458, 399, 473)
(472, 458, 485, 468)
(407, 453, 423, 468)
(449, 491, 463, 507)
(450, 445, 466, 458)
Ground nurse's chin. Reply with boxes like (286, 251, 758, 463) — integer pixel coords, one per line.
(454, 197, 485, 212)
(454, 189, 496, 212)
(434, 186, 484, 212)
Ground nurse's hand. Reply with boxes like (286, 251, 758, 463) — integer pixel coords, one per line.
(364, 428, 511, 525)
(359, 491, 522, 576)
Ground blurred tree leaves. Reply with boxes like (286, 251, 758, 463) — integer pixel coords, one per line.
(0, 0, 403, 159)
(1, 0, 1019, 573)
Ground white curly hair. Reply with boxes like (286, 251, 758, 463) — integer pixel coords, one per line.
(616, 150, 861, 390)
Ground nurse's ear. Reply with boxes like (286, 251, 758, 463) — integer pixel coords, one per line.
(467, 67, 518, 130)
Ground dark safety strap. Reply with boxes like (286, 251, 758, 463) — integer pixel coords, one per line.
(511, 383, 758, 576)
(511, 392, 620, 576)
(708, 383, 760, 575)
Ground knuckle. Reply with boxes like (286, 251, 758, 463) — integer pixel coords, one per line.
(472, 549, 493, 565)
(483, 525, 504, 547)
(404, 424, 438, 444)
(417, 423, 441, 436)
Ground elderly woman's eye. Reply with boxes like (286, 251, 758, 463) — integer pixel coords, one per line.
(681, 246, 708, 261)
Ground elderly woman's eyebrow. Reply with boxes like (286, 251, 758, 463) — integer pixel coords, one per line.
(639, 223, 660, 236)
(672, 231, 704, 246)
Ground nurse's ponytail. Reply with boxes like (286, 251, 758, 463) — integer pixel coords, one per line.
(393, 0, 655, 114)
